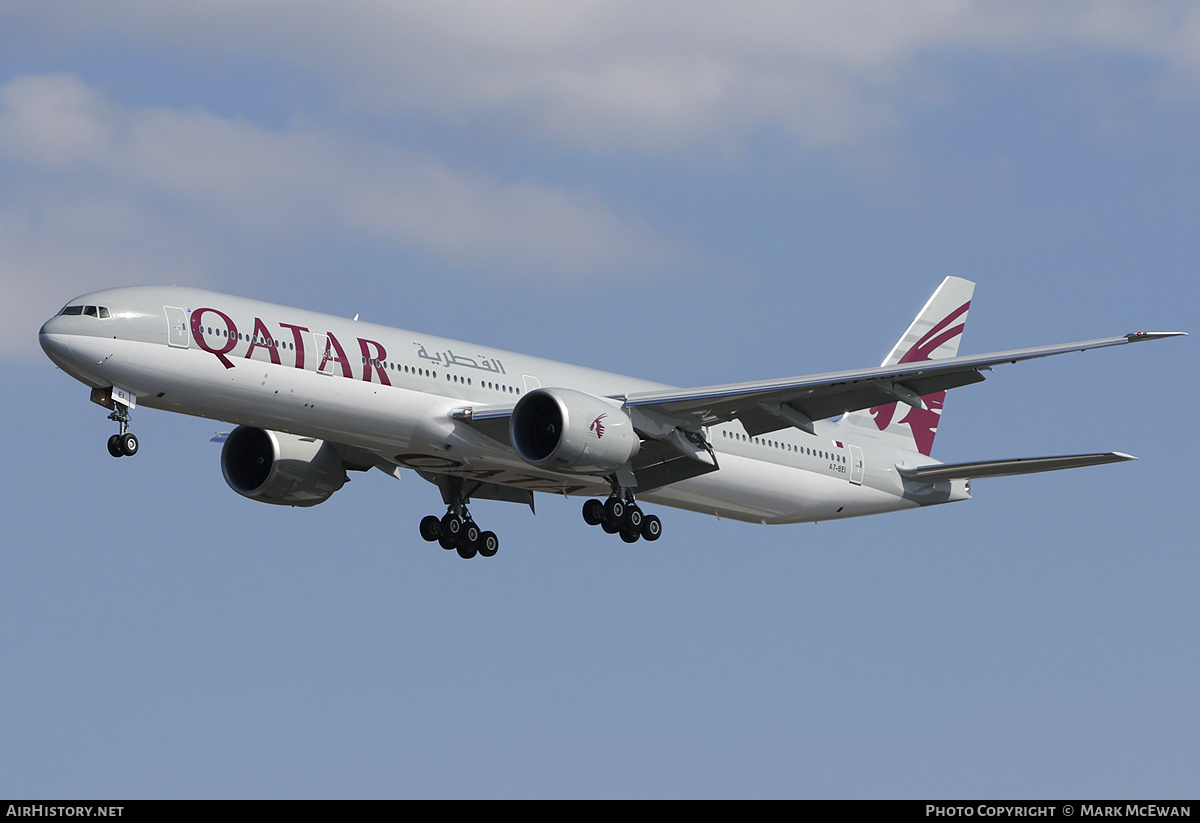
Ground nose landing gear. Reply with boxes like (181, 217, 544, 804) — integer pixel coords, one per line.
(105, 406, 138, 458)
(92, 386, 139, 458)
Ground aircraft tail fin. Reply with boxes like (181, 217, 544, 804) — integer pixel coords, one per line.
(842, 276, 975, 456)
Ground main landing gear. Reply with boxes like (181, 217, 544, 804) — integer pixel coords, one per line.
(418, 505, 499, 560)
(417, 476, 499, 559)
(581, 493, 662, 543)
(105, 406, 139, 458)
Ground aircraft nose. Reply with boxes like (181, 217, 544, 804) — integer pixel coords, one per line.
(39, 317, 74, 364)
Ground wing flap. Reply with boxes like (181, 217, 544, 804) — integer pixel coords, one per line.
(458, 404, 516, 446)
(416, 469, 535, 510)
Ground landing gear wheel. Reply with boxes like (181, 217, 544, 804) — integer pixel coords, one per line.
(622, 505, 643, 532)
(456, 541, 478, 559)
(107, 434, 124, 458)
(464, 521, 481, 546)
(604, 497, 626, 523)
(439, 533, 457, 551)
(419, 515, 442, 542)
(582, 499, 604, 526)
(601, 519, 621, 534)
(478, 531, 499, 558)
(620, 529, 640, 543)
(641, 514, 662, 541)
(441, 512, 464, 541)
(119, 432, 139, 457)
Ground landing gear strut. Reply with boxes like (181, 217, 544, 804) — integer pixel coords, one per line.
(582, 487, 662, 543)
(417, 478, 499, 559)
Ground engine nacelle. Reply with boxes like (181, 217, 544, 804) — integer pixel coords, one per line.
(221, 426, 347, 507)
(510, 388, 639, 474)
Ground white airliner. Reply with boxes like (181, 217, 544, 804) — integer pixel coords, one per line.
(39, 277, 1183, 557)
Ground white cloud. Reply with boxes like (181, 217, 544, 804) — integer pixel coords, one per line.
(8, 1, 1200, 151)
(6, 2, 1199, 358)
(0, 186, 212, 360)
(0, 74, 688, 360)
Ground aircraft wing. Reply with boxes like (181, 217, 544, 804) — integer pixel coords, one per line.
(619, 332, 1185, 437)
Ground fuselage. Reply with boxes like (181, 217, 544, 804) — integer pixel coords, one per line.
(40, 286, 957, 526)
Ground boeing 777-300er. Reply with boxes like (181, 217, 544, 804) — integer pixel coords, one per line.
(39, 277, 1184, 558)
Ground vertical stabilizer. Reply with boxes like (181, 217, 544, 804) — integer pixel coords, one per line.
(842, 277, 974, 456)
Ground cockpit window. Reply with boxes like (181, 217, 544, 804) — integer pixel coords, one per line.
(58, 304, 110, 318)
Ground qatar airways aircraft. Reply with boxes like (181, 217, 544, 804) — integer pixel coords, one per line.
(39, 277, 1183, 558)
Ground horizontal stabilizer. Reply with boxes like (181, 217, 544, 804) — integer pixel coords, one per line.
(898, 452, 1136, 482)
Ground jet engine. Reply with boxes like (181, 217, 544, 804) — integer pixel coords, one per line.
(510, 388, 639, 474)
(220, 426, 348, 507)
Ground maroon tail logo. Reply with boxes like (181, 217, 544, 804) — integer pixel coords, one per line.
(869, 300, 969, 456)
(589, 414, 607, 439)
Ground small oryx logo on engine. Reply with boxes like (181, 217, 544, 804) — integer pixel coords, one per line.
(589, 414, 607, 439)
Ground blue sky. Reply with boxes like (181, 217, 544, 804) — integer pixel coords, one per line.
(1, 2, 1196, 799)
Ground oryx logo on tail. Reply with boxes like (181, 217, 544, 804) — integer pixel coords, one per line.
(869, 300, 969, 455)
(844, 276, 975, 456)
